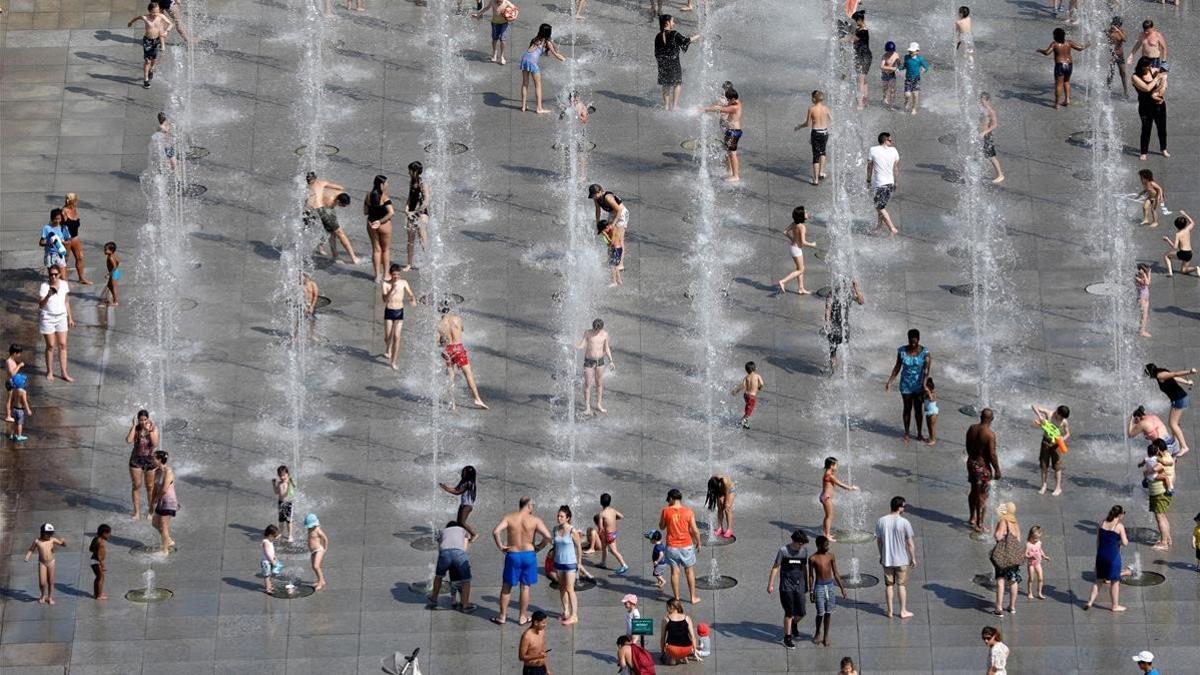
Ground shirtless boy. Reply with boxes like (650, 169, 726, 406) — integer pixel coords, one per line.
(1107, 17, 1128, 96)
(1138, 169, 1166, 228)
(1032, 404, 1071, 496)
(1163, 211, 1196, 277)
(700, 88, 743, 182)
(807, 535, 847, 647)
(731, 361, 765, 429)
(576, 319, 614, 415)
(305, 172, 359, 264)
(795, 91, 831, 185)
(519, 612, 551, 673)
(128, 3, 174, 89)
(598, 219, 624, 287)
(979, 93, 1004, 183)
(596, 493, 628, 573)
(492, 497, 552, 625)
(954, 6, 973, 58)
(777, 206, 817, 295)
(436, 304, 488, 410)
(1037, 28, 1088, 108)
(89, 524, 111, 600)
(965, 409, 1001, 532)
(25, 524, 66, 604)
(382, 264, 417, 369)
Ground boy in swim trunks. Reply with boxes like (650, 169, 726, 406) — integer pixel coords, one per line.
(102, 242, 120, 306)
(472, 0, 516, 65)
(5, 372, 31, 442)
(1032, 404, 1071, 496)
(731, 361, 764, 429)
(597, 220, 624, 287)
(1037, 27, 1087, 108)
(901, 43, 928, 115)
(597, 493, 629, 574)
(880, 42, 900, 109)
(305, 172, 360, 264)
(700, 88, 743, 182)
(1163, 211, 1196, 277)
(127, 3, 174, 89)
(794, 91, 831, 186)
(577, 318, 614, 415)
(25, 523, 67, 604)
(382, 264, 417, 370)
(436, 304, 489, 410)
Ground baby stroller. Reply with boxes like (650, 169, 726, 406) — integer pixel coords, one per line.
(381, 648, 421, 675)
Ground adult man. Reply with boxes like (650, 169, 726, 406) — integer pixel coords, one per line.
(436, 303, 489, 410)
(576, 319, 614, 415)
(658, 488, 702, 604)
(491, 497, 551, 625)
(127, 3, 173, 89)
(766, 529, 809, 648)
(867, 132, 900, 235)
(1132, 650, 1159, 675)
(966, 408, 1001, 532)
(588, 184, 629, 270)
(519, 611, 551, 674)
(427, 520, 474, 611)
(305, 172, 360, 264)
(794, 90, 831, 186)
(874, 495, 916, 619)
(1127, 20, 1168, 70)
(979, 92, 1004, 184)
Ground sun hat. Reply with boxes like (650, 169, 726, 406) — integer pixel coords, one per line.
(621, 594, 638, 605)
(304, 514, 320, 529)
(908, 42, 920, 52)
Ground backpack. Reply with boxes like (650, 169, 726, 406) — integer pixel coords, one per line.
(629, 643, 656, 675)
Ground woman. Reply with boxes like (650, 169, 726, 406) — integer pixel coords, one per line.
(60, 194, 93, 285)
(1084, 505, 1128, 611)
(981, 626, 1009, 675)
(704, 475, 735, 538)
(1128, 405, 1179, 457)
(37, 267, 75, 382)
(364, 175, 395, 283)
(885, 328, 932, 442)
(990, 502, 1021, 615)
(125, 410, 159, 520)
(1144, 363, 1194, 456)
(846, 10, 871, 110)
(438, 465, 477, 540)
(819, 457, 859, 541)
(1132, 58, 1168, 161)
(654, 14, 701, 111)
(519, 24, 565, 114)
(403, 162, 429, 272)
(660, 598, 697, 665)
(551, 505, 588, 625)
(149, 450, 178, 553)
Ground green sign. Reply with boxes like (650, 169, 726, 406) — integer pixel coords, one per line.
(630, 618, 654, 636)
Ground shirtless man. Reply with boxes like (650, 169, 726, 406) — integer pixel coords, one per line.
(128, 3, 173, 89)
(576, 319, 614, 415)
(305, 172, 360, 264)
(519, 612, 551, 674)
(1128, 19, 1168, 71)
(700, 88, 743, 182)
(491, 497, 552, 625)
(777, 206, 816, 295)
(965, 408, 1001, 532)
(382, 264, 417, 369)
(794, 91, 831, 186)
(436, 304, 488, 409)
(24, 524, 66, 605)
(979, 93, 1004, 183)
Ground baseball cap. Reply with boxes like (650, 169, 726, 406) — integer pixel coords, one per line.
(41, 523, 54, 533)
(621, 594, 638, 605)
(908, 42, 920, 52)
(1132, 651, 1155, 663)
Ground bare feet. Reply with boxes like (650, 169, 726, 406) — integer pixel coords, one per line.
(596, 406, 607, 413)
(724, 176, 740, 183)
(535, 109, 550, 114)
(797, 288, 811, 295)
(992, 175, 1005, 184)
(46, 373, 54, 381)
(80, 279, 95, 285)
(473, 399, 489, 410)
(1036, 593, 1046, 600)
(96, 593, 108, 600)
(1112, 605, 1127, 612)
(37, 597, 47, 604)
(1038, 484, 1047, 495)
(1051, 487, 1062, 496)
(690, 596, 702, 604)
(1162, 150, 1170, 158)
(1140, 154, 1148, 161)
(899, 610, 914, 619)
(777, 281, 786, 294)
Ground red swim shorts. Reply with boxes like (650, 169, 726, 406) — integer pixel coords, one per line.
(443, 343, 469, 368)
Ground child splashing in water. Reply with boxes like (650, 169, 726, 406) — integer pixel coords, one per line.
(819, 457, 859, 542)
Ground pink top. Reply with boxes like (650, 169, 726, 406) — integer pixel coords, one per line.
(1025, 540, 1045, 565)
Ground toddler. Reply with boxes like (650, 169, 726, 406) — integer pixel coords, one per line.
(273, 465, 296, 542)
(650, 530, 666, 589)
(1025, 525, 1050, 599)
(923, 377, 939, 445)
(1136, 263, 1152, 338)
(102, 242, 120, 305)
(24, 523, 66, 604)
(261, 524, 281, 593)
(5, 372, 31, 442)
(621, 593, 642, 646)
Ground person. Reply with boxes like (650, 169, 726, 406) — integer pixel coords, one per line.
(1132, 651, 1160, 675)
(1144, 362, 1194, 456)
(155, 112, 177, 172)
(982, 626, 1009, 675)
(824, 276, 865, 372)
(699, 88, 743, 182)
(1193, 512, 1200, 571)
(923, 377, 939, 445)
(990, 502, 1021, 615)
(59, 194, 92, 284)
(875, 496, 916, 619)
(363, 174, 395, 284)
(885, 328, 931, 441)
(1107, 17, 1128, 97)
(866, 132, 900, 235)
(5, 371, 30, 442)
(1137, 169, 1166, 228)
(1085, 505, 1129, 611)
(597, 219, 624, 288)
(1163, 211, 1195, 276)
(731, 361, 764, 429)
(471, 0, 517, 66)
(966, 408, 1001, 532)
(1139, 440, 1175, 495)
(880, 41, 900, 109)
(819, 457, 859, 541)
(519, 24, 566, 114)
(154, 0, 189, 43)
(403, 162, 430, 270)
(596, 493, 628, 574)
(901, 43, 928, 115)
(846, 10, 871, 110)
(588, 184, 630, 270)
(24, 523, 66, 605)
(954, 6, 973, 61)
(1036, 28, 1087, 108)
(615, 634, 650, 674)
(776, 206, 816, 294)
(37, 267, 75, 382)
(563, 90, 593, 180)
(1032, 404, 1071, 496)
(300, 273, 318, 326)
(304, 172, 359, 264)
(1128, 405, 1179, 457)
(346, 0, 365, 12)
(101, 242, 120, 306)
(125, 410, 159, 520)
(492, 496, 552, 625)
(149, 450, 177, 553)
(5, 344, 30, 431)
(659, 488, 702, 604)
(89, 524, 111, 600)
(261, 525, 281, 594)
(273, 465, 296, 543)
(577, 319, 614, 415)
(518, 611, 551, 674)
(979, 93, 1004, 183)
(1136, 263, 1152, 338)
(794, 93, 831, 186)
(704, 475, 735, 538)
(1143, 444, 1174, 551)
(766, 529, 810, 648)
(439, 465, 478, 540)
(840, 656, 858, 674)
(382, 264, 417, 369)
(304, 513, 329, 590)
(39, 208, 69, 279)
(127, 3, 173, 88)
(654, 14, 701, 110)
(1025, 525, 1049, 600)
(808, 535, 846, 647)
(437, 303, 489, 410)
(1127, 19, 1168, 71)
(660, 598, 698, 665)
(1132, 59, 1168, 161)
(428, 520, 474, 611)
(551, 505, 587, 625)
(650, 530, 667, 590)
(621, 594, 641, 644)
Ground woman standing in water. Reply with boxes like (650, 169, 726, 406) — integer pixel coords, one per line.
(519, 24, 565, 114)
(364, 175, 394, 283)
(149, 450, 178, 553)
(60, 194, 93, 285)
(885, 329, 932, 442)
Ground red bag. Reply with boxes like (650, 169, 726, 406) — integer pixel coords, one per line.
(629, 644, 656, 675)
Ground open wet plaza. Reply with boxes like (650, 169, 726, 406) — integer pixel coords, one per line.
(3, 0, 1200, 672)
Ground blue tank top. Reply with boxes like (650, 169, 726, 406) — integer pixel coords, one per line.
(897, 346, 928, 395)
(553, 527, 577, 566)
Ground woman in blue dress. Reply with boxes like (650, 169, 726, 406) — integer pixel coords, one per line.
(885, 328, 932, 442)
(1084, 505, 1128, 612)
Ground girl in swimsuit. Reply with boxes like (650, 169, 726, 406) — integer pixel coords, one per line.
(1135, 263, 1152, 338)
(363, 175, 394, 283)
(403, 162, 430, 271)
(519, 24, 565, 114)
(305, 513, 329, 591)
(439, 465, 478, 540)
(819, 457, 859, 541)
(704, 475, 736, 538)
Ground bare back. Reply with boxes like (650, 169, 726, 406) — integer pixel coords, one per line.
(965, 422, 995, 462)
(502, 511, 543, 551)
(436, 314, 464, 346)
(808, 103, 830, 128)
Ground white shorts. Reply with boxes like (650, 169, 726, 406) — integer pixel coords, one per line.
(789, 245, 804, 258)
(39, 312, 67, 335)
(614, 207, 630, 230)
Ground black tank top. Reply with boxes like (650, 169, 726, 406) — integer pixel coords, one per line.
(407, 179, 425, 213)
(599, 191, 622, 213)
(1157, 372, 1187, 401)
(62, 216, 81, 239)
(665, 618, 691, 646)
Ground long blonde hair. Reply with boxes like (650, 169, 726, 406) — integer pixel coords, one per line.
(997, 501, 1017, 527)
(63, 193, 79, 209)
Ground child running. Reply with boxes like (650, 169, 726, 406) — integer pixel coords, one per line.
(25, 523, 67, 604)
(731, 361, 765, 429)
(1162, 211, 1195, 277)
(777, 207, 816, 294)
(1036, 27, 1088, 108)
(1025, 525, 1050, 599)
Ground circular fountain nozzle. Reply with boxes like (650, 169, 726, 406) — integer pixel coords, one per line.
(694, 575, 738, 590)
(841, 573, 879, 589)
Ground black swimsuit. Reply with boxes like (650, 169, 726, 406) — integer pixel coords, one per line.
(62, 216, 81, 239)
(599, 191, 622, 213)
(366, 192, 393, 223)
(407, 180, 427, 215)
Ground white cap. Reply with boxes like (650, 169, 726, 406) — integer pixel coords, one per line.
(41, 523, 54, 533)
(908, 42, 921, 52)
(1132, 651, 1155, 663)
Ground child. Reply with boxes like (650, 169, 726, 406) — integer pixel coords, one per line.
(902, 43, 929, 115)
(261, 524, 281, 593)
(5, 343, 24, 421)
(621, 594, 642, 646)
(597, 493, 628, 574)
(1192, 512, 1200, 572)
(840, 657, 858, 674)
(696, 622, 711, 658)
(89, 524, 111, 600)
(880, 42, 900, 109)
(6, 373, 31, 442)
(731, 361, 765, 429)
(1162, 211, 1195, 277)
(582, 514, 603, 554)
(304, 513, 328, 591)
(1036, 28, 1087, 108)
(923, 377, 939, 446)
(1025, 525, 1050, 600)
(438, 465, 478, 540)
(1136, 263, 1152, 338)
(806, 535, 846, 647)
(597, 219, 623, 287)
(273, 465, 296, 542)
(1032, 404, 1071, 496)
(650, 530, 667, 590)
(24, 523, 66, 604)
(1139, 440, 1176, 495)
(101, 242, 120, 305)
(1138, 169, 1166, 227)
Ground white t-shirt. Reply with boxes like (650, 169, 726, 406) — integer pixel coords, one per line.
(39, 280, 69, 315)
(875, 513, 914, 567)
(869, 144, 900, 187)
(989, 642, 1009, 675)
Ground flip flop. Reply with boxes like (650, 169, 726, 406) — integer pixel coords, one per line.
(489, 616, 506, 625)
(517, 617, 531, 626)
